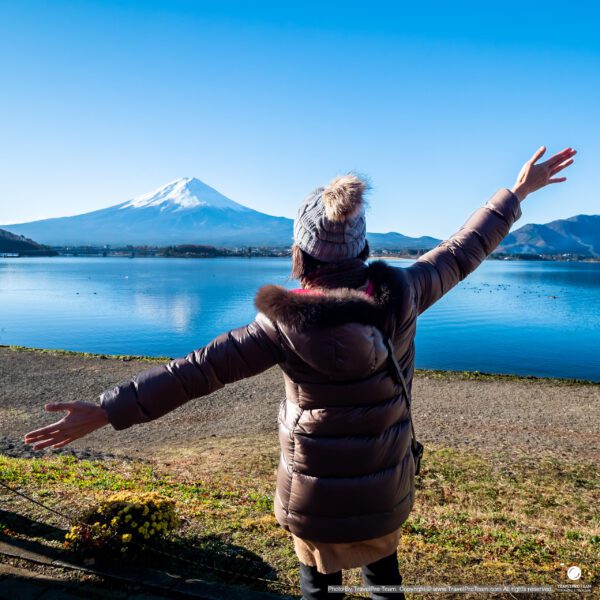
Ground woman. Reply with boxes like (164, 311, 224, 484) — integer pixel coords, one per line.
(25, 145, 575, 600)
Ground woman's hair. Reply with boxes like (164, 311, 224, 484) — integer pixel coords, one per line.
(291, 240, 370, 282)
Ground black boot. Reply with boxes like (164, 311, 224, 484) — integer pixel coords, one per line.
(299, 561, 344, 599)
(360, 552, 405, 600)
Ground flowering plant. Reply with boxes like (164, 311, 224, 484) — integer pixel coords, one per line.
(64, 491, 179, 558)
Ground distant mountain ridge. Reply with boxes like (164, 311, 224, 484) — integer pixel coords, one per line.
(367, 231, 441, 250)
(1, 177, 597, 256)
(1, 177, 442, 250)
(496, 214, 600, 257)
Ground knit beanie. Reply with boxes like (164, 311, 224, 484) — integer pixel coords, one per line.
(293, 174, 368, 262)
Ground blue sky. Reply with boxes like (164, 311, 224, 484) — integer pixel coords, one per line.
(0, 1, 598, 238)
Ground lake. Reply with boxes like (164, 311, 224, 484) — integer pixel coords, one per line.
(0, 257, 598, 381)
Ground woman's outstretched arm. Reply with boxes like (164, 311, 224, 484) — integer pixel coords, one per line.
(407, 145, 576, 315)
(24, 313, 284, 449)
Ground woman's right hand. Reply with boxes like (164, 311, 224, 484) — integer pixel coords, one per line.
(23, 401, 109, 450)
(511, 146, 576, 202)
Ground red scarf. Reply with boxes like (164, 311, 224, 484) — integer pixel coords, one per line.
(291, 278, 374, 297)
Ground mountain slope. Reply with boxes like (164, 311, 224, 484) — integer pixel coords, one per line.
(496, 214, 600, 257)
(0, 228, 57, 256)
(1, 177, 441, 250)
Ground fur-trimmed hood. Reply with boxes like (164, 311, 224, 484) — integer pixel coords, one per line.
(254, 260, 408, 378)
(254, 259, 404, 333)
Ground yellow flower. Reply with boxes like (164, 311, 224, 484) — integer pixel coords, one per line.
(122, 533, 133, 543)
(111, 517, 119, 526)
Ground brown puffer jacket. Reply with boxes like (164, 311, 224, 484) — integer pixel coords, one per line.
(100, 188, 522, 543)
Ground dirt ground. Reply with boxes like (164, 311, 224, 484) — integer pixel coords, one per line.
(1, 346, 598, 463)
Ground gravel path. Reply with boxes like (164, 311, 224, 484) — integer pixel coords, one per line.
(1, 347, 598, 462)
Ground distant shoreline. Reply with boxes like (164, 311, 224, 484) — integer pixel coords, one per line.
(2, 248, 598, 262)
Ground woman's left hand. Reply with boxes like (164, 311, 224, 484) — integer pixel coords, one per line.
(24, 401, 109, 450)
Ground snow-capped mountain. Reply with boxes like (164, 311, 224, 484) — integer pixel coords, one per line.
(119, 177, 249, 212)
(1, 177, 443, 249)
(1, 177, 294, 247)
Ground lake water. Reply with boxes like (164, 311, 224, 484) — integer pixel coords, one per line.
(1, 257, 598, 381)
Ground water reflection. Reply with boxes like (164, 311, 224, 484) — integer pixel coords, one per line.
(132, 292, 195, 332)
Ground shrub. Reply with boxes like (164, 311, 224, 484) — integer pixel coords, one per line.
(65, 491, 179, 558)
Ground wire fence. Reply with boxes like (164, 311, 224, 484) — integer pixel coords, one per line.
(0, 477, 298, 596)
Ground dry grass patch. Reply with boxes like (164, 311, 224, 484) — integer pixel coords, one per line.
(1, 437, 598, 599)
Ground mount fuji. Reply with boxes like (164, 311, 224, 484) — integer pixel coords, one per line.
(2, 177, 295, 247)
(1, 177, 442, 250)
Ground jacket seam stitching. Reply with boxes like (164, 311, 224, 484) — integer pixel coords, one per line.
(469, 228, 491, 255)
(131, 381, 153, 421)
(289, 398, 304, 469)
(291, 447, 412, 481)
(286, 486, 413, 519)
(287, 395, 304, 515)
(417, 258, 446, 301)
(292, 416, 409, 441)
(226, 330, 253, 372)
(484, 204, 511, 229)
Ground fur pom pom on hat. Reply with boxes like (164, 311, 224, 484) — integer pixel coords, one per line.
(294, 173, 369, 262)
(322, 174, 368, 222)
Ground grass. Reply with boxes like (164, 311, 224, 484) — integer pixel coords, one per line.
(1, 438, 598, 599)
(0, 345, 171, 362)
(413, 368, 599, 386)
(2, 344, 598, 384)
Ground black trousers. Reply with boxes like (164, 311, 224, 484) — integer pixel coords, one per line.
(299, 551, 405, 600)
